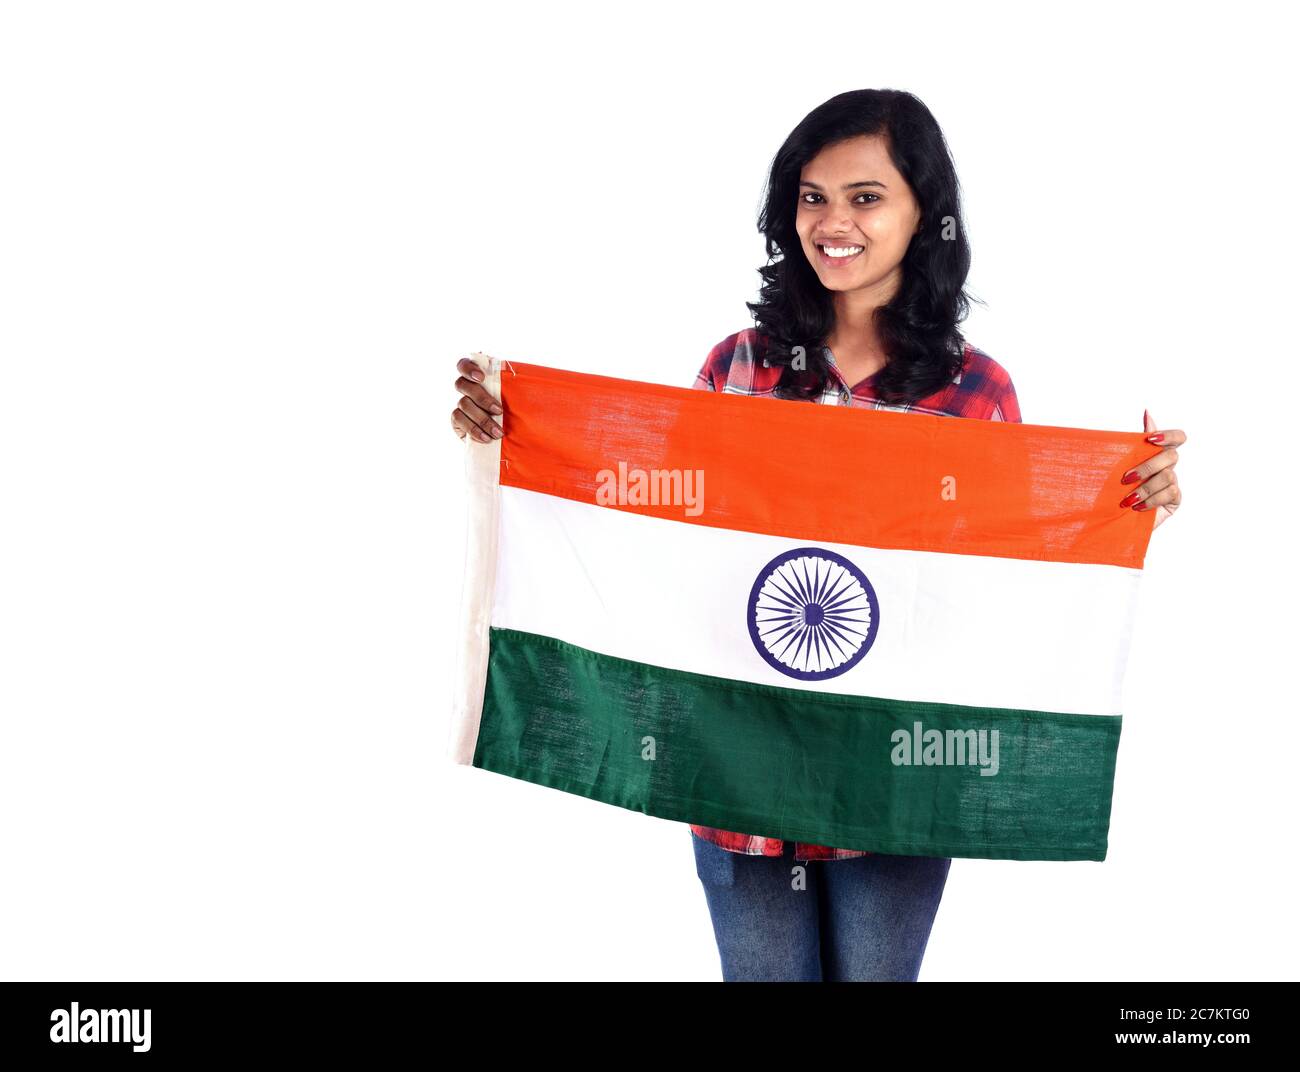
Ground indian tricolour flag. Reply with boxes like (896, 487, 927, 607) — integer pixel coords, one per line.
(451, 354, 1156, 861)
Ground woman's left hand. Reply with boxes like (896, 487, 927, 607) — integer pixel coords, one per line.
(1119, 409, 1184, 529)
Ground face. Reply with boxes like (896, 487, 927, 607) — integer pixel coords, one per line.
(795, 134, 923, 298)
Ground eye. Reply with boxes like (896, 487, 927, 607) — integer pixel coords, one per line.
(800, 192, 880, 205)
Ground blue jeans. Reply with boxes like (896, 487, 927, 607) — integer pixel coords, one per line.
(691, 830, 952, 981)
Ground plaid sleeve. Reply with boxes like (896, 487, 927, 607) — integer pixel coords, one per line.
(991, 374, 1021, 422)
(692, 359, 716, 391)
(693, 332, 744, 391)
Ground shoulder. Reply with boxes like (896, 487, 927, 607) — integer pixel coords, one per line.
(958, 342, 1014, 390)
(694, 327, 779, 394)
(949, 342, 1020, 421)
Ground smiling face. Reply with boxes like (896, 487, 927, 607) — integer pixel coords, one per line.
(796, 133, 923, 299)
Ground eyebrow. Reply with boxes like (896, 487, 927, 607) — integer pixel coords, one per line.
(799, 180, 888, 191)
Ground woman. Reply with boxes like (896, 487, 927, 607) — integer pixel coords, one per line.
(450, 89, 1185, 982)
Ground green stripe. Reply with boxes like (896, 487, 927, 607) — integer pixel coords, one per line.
(475, 627, 1122, 861)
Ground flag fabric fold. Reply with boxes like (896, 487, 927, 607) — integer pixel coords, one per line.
(451, 353, 1157, 861)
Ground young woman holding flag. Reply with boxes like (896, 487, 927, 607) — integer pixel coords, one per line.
(450, 88, 1184, 981)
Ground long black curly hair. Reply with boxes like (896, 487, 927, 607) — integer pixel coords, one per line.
(747, 88, 977, 404)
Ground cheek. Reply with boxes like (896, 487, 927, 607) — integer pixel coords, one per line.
(863, 211, 901, 238)
(863, 213, 915, 255)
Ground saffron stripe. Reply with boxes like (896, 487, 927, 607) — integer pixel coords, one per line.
(497, 361, 1157, 569)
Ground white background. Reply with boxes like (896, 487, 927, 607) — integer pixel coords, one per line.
(2, 0, 1296, 981)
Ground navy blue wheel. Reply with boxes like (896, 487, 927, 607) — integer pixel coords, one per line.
(746, 547, 879, 681)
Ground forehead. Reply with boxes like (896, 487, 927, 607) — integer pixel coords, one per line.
(799, 134, 898, 182)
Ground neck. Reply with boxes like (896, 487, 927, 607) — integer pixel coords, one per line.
(827, 269, 900, 354)
(826, 291, 893, 385)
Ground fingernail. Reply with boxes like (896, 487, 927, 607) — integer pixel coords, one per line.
(1135, 503, 1150, 510)
(490, 402, 503, 415)
(1119, 491, 1141, 508)
(1143, 408, 1149, 427)
(1121, 470, 1139, 484)
(1145, 433, 1164, 444)
(490, 422, 503, 438)
(470, 370, 484, 382)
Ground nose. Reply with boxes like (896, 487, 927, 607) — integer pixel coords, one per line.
(816, 210, 854, 237)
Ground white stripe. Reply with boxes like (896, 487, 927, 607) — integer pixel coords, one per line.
(492, 487, 1143, 716)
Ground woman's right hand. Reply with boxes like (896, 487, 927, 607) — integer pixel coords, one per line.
(450, 357, 504, 443)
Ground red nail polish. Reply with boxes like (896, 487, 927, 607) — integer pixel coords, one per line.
(1134, 503, 1150, 510)
(1119, 491, 1141, 508)
(1121, 470, 1139, 484)
(1145, 433, 1164, 444)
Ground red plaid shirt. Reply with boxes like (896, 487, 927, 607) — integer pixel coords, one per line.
(689, 327, 1022, 862)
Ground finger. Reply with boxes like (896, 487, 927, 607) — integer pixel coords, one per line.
(1154, 475, 1182, 512)
(457, 394, 504, 438)
(1145, 426, 1186, 447)
(1119, 468, 1172, 508)
(451, 409, 489, 443)
(1137, 483, 1180, 511)
(454, 375, 503, 415)
(1121, 446, 1179, 485)
(456, 357, 486, 384)
(451, 408, 493, 444)
(454, 389, 499, 428)
(1120, 469, 1175, 510)
(450, 409, 475, 442)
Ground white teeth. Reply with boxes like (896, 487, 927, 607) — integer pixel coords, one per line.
(822, 245, 863, 258)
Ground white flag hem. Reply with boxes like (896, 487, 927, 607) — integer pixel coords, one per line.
(448, 352, 502, 765)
